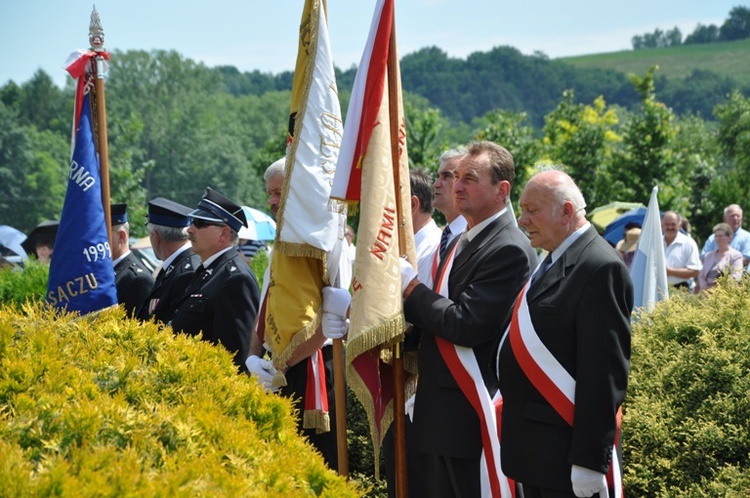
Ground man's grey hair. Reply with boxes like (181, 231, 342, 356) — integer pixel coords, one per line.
(724, 204, 742, 215)
(147, 223, 188, 243)
(264, 157, 286, 182)
(439, 146, 467, 164)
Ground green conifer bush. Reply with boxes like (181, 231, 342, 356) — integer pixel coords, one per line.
(624, 275, 750, 496)
(0, 304, 362, 496)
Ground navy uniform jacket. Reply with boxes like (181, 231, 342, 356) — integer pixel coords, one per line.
(114, 251, 154, 317)
(403, 208, 537, 458)
(170, 249, 260, 373)
(136, 247, 200, 324)
(497, 226, 633, 491)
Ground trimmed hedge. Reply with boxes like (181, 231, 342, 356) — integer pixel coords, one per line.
(624, 275, 750, 496)
(0, 302, 362, 496)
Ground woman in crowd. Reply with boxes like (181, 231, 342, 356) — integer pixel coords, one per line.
(696, 222, 744, 292)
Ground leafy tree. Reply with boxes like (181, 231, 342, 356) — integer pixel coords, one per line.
(475, 108, 541, 202)
(710, 91, 750, 217)
(684, 23, 721, 44)
(541, 90, 621, 208)
(608, 67, 681, 209)
(404, 95, 450, 172)
(14, 70, 69, 136)
(660, 69, 739, 120)
(0, 103, 67, 232)
(720, 6, 750, 41)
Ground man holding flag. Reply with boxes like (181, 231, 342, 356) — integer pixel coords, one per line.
(400, 141, 536, 497)
(246, 0, 349, 470)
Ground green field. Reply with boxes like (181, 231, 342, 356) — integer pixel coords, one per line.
(559, 39, 750, 83)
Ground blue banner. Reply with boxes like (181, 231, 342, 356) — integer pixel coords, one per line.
(46, 91, 117, 314)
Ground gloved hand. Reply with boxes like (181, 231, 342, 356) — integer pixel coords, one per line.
(571, 464, 607, 498)
(322, 312, 349, 339)
(245, 355, 278, 392)
(399, 257, 418, 294)
(322, 286, 351, 318)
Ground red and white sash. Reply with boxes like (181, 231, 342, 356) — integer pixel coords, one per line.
(433, 244, 515, 498)
(508, 283, 623, 497)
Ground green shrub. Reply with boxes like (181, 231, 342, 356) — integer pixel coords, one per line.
(0, 261, 48, 307)
(624, 275, 750, 496)
(0, 304, 362, 496)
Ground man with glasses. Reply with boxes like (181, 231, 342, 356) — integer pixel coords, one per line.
(170, 188, 261, 374)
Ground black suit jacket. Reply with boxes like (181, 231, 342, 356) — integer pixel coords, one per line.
(403, 208, 537, 458)
(114, 252, 154, 317)
(136, 246, 201, 324)
(170, 249, 260, 373)
(497, 226, 633, 490)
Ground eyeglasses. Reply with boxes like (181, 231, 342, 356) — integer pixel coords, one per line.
(191, 218, 226, 229)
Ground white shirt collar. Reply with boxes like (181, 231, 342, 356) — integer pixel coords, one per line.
(201, 246, 235, 268)
(549, 221, 591, 264)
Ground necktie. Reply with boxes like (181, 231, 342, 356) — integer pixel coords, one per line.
(439, 225, 452, 257)
(531, 253, 553, 286)
(455, 232, 469, 256)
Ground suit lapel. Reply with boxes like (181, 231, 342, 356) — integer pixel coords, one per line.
(526, 226, 600, 302)
(451, 210, 512, 275)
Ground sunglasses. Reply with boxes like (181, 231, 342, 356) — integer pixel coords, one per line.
(191, 218, 226, 229)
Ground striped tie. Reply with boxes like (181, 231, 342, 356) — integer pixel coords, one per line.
(439, 225, 452, 257)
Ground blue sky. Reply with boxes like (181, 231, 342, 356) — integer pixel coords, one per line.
(0, 0, 742, 88)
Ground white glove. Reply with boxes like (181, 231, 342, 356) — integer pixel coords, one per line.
(322, 286, 351, 317)
(571, 464, 607, 497)
(399, 257, 418, 294)
(245, 355, 278, 392)
(322, 312, 349, 339)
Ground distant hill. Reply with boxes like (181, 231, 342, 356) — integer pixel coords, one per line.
(559, 39, 750, 83)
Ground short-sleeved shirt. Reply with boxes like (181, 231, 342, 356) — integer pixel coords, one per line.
(664, 231, 702, 286)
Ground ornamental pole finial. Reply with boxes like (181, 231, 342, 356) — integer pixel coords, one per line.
(89, 5, 105, 51)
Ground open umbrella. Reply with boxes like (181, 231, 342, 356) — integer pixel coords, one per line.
(238, 206, 276, 241)
(603, 207, 649, 246)
(587, 201, 646, 232)
(21, 220, 59, 255)
(0, 225, 29, 261)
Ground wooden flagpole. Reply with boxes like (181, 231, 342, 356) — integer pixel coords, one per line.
(320, 0, 350, 478)
(89, 6, 113, 246)
(386, 7, 409, 497)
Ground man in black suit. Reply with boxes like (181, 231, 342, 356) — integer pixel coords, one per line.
(497, 170, 633, 498)
(170, 188, 260, 374)
(136, 197, 201, 324)
(399, 141, 537, 497)
(111, 203, 154, 317)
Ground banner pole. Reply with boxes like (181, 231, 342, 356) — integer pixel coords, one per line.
(386, 5, 409, 496)
(88, 6, 112, 246)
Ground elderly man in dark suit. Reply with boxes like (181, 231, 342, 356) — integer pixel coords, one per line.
(111, 203, 154, 317)
(497, 169, 633, 498)
(399, 141, 537, 497)
(136, 197, 201, 324)
(170, 188, 260, 374)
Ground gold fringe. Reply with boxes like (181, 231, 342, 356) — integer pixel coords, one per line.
(272, 310, 323, 372)
(345, 313, 407, 365)
(271, 370, 288, 389)
(303, 409, 331, 434)
(274, 240, 327, 261)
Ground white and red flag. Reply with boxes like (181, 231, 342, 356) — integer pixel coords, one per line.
(331, 0, 416, 464)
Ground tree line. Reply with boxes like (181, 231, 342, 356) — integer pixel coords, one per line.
(1, 47, 749, 248)
(632, 5, 750, 49)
